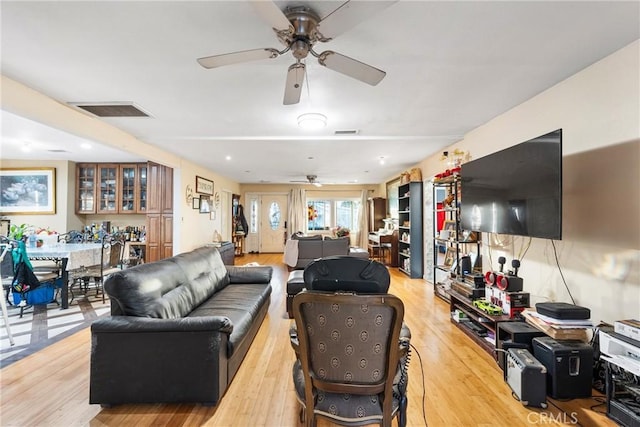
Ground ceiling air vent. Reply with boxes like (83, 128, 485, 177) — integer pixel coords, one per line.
(48, 149, 69, 153)
(334, 129, 359, 135)
(70, 102, 150, 117)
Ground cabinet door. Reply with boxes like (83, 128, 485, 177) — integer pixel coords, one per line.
(161, 214, 173, 259)
(137, 164, 148, 213)
(76, 164, 96, 214)
(146, 214, 161, 262)
(146, 162, 161, 214)
(119, 164, 137, 214)
(97, 164, 119, 214)
(161, 166, 173, 214)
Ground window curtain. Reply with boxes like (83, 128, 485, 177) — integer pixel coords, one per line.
(288, 188, 306, 238)
(358, 190, 369, 249)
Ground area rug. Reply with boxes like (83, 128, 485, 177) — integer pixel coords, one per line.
(0, 290, 111, 367)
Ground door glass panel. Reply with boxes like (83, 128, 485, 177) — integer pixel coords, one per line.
(250, 199, 258, 233)
(269, 202, 281, 230)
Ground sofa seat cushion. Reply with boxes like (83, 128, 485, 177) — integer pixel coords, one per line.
(189, 283, 271, 356)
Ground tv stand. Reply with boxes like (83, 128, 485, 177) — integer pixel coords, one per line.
(447, 289, 519, 357)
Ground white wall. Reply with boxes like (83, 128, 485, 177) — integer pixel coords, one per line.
(416, 40, 640, 323)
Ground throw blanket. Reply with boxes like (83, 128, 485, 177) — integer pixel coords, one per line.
(283, 239, 299, 268)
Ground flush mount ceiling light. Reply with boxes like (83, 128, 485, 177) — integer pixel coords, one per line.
(297, 113, 327, 129)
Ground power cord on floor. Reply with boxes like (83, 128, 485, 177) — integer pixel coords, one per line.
(546, 398, 584, 427)
(410, 343, 428, 427)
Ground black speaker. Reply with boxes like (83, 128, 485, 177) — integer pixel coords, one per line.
(532, 337, 594, 399)
(459, 256, 472, 275)
(496, 274, 523, 292)
(497, 322, 546, 373)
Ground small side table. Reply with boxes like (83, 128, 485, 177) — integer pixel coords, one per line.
(233, 234, 245, 257)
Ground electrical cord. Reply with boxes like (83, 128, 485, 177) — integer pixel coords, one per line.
(409, 343, 429, 427)
(546, 398, 584, 427)
(550, 239, 576, 304)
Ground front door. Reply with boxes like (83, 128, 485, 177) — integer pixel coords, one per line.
(259, 194, 288, 253)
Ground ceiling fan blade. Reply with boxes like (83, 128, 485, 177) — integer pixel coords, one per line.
(283, 62, 306, 105)
(197, 48, 279, 69)
(249, 0, 293, 33)
(316, 0, 397, 42)
(317, 51, 386, 86)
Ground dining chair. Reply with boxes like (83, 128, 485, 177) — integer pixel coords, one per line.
(290, 256, 410, 427)
(69, 234, 125, 303)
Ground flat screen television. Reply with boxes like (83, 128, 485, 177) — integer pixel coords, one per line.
(460, 129, 562, 240)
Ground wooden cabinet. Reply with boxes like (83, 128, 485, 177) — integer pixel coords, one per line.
(397, 181, 423, 278)
(368, 197, 386, 232)
(146, 162, 173, 262)
(75, 163, 147, 214)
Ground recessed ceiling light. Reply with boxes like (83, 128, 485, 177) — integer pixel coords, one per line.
(21, 143, 32, 153)
(81, 142, 92, 149)
(297, 113, 327, 129)
(226, 155, 231, 161)
(379, 156, 386, 165)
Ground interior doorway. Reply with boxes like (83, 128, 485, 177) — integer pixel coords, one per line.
(245, 193, 288, 253)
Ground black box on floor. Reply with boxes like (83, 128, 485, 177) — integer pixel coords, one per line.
(496, 322, 546, 373)
(532, 336, 594, 399)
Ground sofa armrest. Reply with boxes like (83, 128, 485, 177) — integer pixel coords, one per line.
(91, 315, 233, 334)
(226, 265, 273, 284)
(90, 315, 233, 406)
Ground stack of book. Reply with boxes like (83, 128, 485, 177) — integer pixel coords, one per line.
(521, 309, 592, 341)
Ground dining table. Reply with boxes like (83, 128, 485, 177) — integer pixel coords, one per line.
(26, 243, 103, 309)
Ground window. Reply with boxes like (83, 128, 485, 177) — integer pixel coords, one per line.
(307, 199, 361, 232)
(269, 201, 281, 230)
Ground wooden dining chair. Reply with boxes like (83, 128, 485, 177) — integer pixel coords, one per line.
(70, 234, 125, 303)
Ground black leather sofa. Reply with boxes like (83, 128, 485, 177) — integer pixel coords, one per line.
(89, 246, 273, 406)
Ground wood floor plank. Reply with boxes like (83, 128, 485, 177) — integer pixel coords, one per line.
(0, 253, 614, 426)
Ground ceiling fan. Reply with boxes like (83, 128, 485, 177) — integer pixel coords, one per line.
(290, 174, 323, 187)
(197, 0, 397, 105)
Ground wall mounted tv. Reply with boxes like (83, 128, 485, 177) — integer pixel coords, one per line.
(460, 129, 562, 240)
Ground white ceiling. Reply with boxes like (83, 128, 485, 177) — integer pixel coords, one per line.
(1, 1, 638, 185)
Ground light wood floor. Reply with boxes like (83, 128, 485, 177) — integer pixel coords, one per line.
(0, 253, 613, 426)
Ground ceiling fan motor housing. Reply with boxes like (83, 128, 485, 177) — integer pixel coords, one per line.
(285, 8, 320, 59)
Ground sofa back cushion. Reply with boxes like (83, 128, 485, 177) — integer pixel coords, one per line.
(321, 236, 350, 257)
(105, 247, 229, 319)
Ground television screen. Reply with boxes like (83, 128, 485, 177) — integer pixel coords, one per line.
(460, 129, 562, 240)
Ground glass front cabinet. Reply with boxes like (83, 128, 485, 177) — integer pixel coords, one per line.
(76, 164, 97, 214)
(75, 163, 148, 215)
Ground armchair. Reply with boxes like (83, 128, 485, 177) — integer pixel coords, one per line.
(290, 256, 410, 427)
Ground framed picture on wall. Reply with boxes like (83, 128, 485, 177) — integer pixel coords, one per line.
(199, 196, 211, 214)
(0, 168, 56, 214)
(192, 197, 200, 210)
(386, 177, 401, 219)
(195, 176, 214, 195)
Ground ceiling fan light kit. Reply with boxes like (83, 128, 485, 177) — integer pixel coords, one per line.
(297, 113, 327, 129)
(197, 0, 396, 104)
